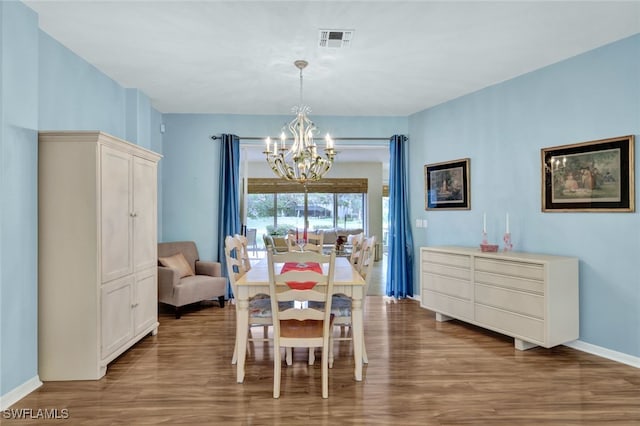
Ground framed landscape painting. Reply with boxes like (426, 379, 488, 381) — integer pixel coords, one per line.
(425, 158, 470, 210)
(541, 135, 635, 212)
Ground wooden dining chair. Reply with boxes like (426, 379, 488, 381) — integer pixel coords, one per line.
(328, 235, 375, 368)
(224, 235, 272, 365)
(348, 232, 365, 266)
(234, 233, 252, 272)
(267, 249, 336, 399)
(285, 230, 297, 252)
(305, 230, 324, 253)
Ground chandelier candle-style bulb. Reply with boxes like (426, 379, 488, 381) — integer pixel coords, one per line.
(264, 60, 337, 184)
(326, 134, 334, 149)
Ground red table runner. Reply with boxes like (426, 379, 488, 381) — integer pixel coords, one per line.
(281, 262, 322, 290)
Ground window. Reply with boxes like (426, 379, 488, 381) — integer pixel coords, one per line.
(246, 178, 367, 250)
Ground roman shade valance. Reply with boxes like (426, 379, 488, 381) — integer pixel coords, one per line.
(248, 178, 368, 194)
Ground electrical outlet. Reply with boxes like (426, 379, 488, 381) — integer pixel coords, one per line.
(415, 219, 421, 228)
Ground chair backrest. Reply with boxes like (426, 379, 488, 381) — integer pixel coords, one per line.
(246, 228, 257, 246)
(264, 233, 275, 251)
(267, 249, 336, 343)
(348, 232, 365, 265)
(358, 236, 376, 294)
(305, 230, 324, 253)
(224, 235, 246, 296)
(234, 234, 252, 271)
(286, 230, 298, 252)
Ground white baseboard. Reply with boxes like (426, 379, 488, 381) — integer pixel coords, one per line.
(0, 376, 42, 410)
(564, 340, 640, 369)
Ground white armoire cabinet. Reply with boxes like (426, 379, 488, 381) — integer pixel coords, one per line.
(38, 131, 162, 381)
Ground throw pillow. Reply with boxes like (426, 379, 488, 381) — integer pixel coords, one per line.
(158, 252, 195, 278)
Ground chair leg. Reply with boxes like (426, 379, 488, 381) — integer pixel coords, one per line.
(285, 347, 293, 365)
(308, 348, 315, 365)
(321, 344, 328, 399)
(329, 338, 334, 368)
(232, 338, 238, 364)
(362, 339, 368, 364)
(218, 296, 225, 308)
(274, 346, 282, 399)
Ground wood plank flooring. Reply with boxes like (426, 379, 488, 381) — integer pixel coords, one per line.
(7, 296, 640, 425)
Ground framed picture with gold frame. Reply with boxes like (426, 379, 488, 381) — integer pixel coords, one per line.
(541, 135, 635, 212)
(424, 158, 470, 210)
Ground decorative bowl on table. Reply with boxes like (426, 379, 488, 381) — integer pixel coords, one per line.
(480, 243, 499, 252)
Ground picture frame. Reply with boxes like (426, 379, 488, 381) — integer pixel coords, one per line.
(541, 135, 635, 212)
(424, 158, 470, 210)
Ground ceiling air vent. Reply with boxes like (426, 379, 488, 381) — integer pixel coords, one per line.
(318, 29, 354, 48)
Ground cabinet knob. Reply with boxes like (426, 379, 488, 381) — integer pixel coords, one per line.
(130, 212, 138, 217)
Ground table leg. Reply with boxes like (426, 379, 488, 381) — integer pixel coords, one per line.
(351, 295, 363, 381)
(236, 298, 249, 383)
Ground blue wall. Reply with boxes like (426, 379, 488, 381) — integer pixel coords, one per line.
(38, 33, 126, 136)
(408, 34, 640, 357)
(1, 1, 163, 404)
(160, 113, 407, 262)
(0, 0, 39, 398)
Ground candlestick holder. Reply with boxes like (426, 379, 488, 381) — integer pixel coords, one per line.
(503, 232, 513, 252)
(480, 231, 498, 252)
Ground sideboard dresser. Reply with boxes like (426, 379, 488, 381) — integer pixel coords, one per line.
(420, 246, 579, 350)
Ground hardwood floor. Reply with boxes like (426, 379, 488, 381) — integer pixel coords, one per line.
(7, 282, 640, 424)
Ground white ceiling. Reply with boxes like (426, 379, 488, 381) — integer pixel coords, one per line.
(23, 1, 640, 165)
(25, 1, 640, 117)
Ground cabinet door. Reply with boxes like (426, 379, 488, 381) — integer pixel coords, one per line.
(134, 268, 158, 336)
(101, 276, 134, 358)
(132, 157, 158, 272)
(101, 146, 133, 282)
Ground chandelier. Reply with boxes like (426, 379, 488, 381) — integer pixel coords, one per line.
(265, 60, 336, 184)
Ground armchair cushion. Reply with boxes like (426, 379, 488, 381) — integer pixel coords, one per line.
(159, 252, 195, 278)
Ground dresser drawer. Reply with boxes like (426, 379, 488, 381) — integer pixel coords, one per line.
(475, 304, 544, 343)
(475, 271, 544, 294)
(422, 262, 471, 281)
(422, 289, 473, 321)
(475, 258, 544, 281)
(423, 272, 471, 300)
(422, 251, 471, 269)
(475, 284, 544, 319)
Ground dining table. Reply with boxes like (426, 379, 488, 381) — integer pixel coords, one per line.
(233, 256, 366, 383)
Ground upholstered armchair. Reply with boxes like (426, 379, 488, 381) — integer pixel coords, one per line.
(158, 241, 226, 318)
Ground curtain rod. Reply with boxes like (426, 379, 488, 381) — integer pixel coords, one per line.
(210, 135, 390, 141)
